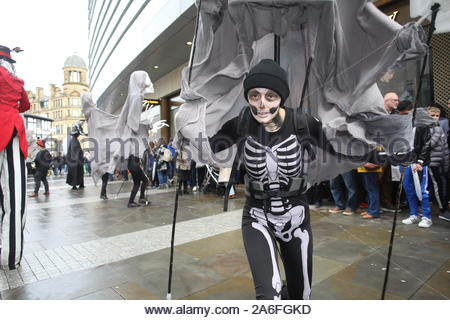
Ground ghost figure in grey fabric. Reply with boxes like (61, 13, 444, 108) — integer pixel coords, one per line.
(174, 0, 428, 184)
(81, 70, 153, 183)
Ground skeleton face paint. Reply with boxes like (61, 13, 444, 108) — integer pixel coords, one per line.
(248, 88, 281, 125)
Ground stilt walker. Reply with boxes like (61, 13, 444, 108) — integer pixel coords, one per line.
(82, 71, 164, 206)
(0, 45, 29, 270)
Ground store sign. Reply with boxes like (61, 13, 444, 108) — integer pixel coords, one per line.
(388, 10, 399, 21)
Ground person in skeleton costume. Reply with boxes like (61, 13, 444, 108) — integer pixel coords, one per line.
(82, 71, 159, 206)
(0, 45, 29, 270)
(175, 0, 428, 299)
(210, 59, 323, 299)
(66, 121, 85, 190)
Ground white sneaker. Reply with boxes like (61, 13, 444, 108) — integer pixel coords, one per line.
(342, 209, 354, 216)
(402, 215, 420, 225)
(418, 217, 432, 228)
(192, 186, 198, 192)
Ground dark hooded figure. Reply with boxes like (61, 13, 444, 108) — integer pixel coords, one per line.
(66, 122, 85, 190)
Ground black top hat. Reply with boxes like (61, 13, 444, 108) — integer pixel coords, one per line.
(0, 45, 16, 63)
(70, 120, 86, 136)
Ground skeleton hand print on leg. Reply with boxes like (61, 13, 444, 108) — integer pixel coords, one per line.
(249, 205, 305, 242)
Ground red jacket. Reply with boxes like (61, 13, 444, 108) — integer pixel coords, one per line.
(0, 66, 30, 158)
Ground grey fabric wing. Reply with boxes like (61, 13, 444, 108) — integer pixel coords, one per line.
(175, 0, 427, 183)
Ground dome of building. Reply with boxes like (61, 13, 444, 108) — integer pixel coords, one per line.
(64, 54, 87, 69)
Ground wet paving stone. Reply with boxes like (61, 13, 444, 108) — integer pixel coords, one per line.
(0, 176, 448, 300)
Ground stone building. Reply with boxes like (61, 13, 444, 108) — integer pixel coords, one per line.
(26, 53, 89, 152)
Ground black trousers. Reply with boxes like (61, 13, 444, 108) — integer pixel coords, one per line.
(428, 166, 448, 212)
(100, 173, 109, 197)
(242, 203, 313, 300)
(34, 169, 49, 193)
(128, 157, 148, 203)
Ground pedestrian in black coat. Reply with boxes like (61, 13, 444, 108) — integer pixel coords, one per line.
(29, 140, 51, 197)
(66, 133, 85, 190)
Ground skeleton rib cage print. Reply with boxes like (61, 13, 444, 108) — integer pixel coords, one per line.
(244, 134, 302, 216)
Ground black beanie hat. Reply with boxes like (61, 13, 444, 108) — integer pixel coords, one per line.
(243, 59, 290, 106)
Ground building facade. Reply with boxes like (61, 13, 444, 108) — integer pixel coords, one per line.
(26, 54, 89, 152)
(88, 0, 449, 144)
(23, 114, 53, 142)
(87, 0, 196, 143)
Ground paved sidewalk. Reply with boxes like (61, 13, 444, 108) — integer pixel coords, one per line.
(0, 175, 449, 300)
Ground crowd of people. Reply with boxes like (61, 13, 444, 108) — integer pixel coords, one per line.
(308, 93, 450, 228)
(26, 91, 450, 231)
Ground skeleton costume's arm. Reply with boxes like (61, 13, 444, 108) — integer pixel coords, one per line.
(208, 107, 345, 159)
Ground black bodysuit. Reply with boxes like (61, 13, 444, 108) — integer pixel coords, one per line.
(210, 107, 322, 300)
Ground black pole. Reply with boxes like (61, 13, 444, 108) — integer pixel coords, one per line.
(382, 4, 440, 299)
(167, 0, 203, 298)
(274, 34, 280, 64)
(167, 179, 182, 299)
(188, 0, 202, 86)
(412, 3, 440, 125)
(381, 168, 405, 299)
(299, 57, 313, 110)
(167, 151, 182, 300)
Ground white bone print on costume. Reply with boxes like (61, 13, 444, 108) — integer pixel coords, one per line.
(245, 133, 303, 220)
(294, 228, 311, 299)
(251, 222, 282, 299)
(249, 205, 305, 242)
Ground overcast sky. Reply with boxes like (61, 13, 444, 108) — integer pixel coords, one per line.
(1, 0, 89, 93)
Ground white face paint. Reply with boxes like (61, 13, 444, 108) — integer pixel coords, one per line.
(247, 88, 281, 124)
(144, 74, 154, 94)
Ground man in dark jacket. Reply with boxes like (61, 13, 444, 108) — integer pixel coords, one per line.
(427, 105, 450, 221)
(29, 140, 51, 197)
(397, 101, 433, 228)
